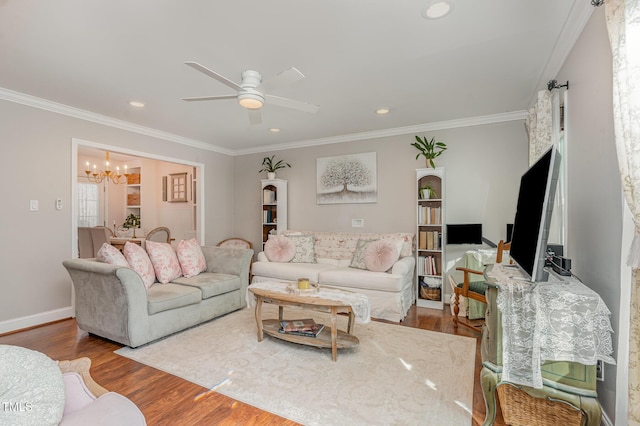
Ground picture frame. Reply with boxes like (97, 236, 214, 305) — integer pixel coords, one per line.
(316, 152, 377, 204)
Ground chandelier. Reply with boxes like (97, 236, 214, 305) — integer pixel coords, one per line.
(85, 151, 128, 184)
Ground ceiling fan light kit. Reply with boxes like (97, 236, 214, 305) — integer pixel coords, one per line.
(182, 61, 319, 123)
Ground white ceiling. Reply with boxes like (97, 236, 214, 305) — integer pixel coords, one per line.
(0, 1, 592, 155)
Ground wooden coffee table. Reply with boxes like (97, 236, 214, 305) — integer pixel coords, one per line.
(249, 286, 359, 361)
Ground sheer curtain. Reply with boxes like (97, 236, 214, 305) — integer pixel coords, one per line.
(605, 0, 640, 423)
(525, 88, 566, 246)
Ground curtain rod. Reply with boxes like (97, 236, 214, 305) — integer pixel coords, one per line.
(547, 79, 569, 91)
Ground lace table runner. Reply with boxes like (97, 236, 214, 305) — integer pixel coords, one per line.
(247, 281, 371, 324)
(487, 264, 615, 389)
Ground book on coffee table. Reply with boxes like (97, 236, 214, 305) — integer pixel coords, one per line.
(279, 319, 325, 337)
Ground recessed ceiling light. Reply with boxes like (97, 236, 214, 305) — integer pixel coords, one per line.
(376, 108, 390, 115)
(269, 128, 281, 133)
(129, 101, 145, 108)
(422, 0, 454, 19)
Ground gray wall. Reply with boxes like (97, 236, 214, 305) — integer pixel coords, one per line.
(233, 121, 528, 253)
(556, 7, 622, 421)
(0, 100, 234, 328)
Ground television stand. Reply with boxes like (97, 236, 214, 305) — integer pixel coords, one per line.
(479, 263, 615, 426)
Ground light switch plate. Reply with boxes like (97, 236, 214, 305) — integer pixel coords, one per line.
(29, 200, 39, 211)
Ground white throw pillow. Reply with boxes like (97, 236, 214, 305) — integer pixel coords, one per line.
(123, 242, 156, 289)
(264, 235, 296, 262)
(145, 240, 183, 284)
(176, 238, 207, 277)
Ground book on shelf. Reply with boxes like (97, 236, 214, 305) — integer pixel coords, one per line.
(419, 231, 441, 251)
(278, 319, 324, 337)
(263, 189, 276, 204)
(418, 206, 441, 225)
(417, 255, 439, 275)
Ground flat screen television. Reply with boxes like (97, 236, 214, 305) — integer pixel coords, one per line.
(509, 144, 561, 282)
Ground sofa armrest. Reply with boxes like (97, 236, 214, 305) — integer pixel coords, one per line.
(62, 259, 150, 347)
(391, 256, 416, 276)
(200, 246, 254, 304)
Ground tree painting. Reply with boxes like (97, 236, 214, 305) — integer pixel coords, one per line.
(317, 152, 377, 204)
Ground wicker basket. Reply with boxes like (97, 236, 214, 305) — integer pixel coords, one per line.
(497, 384, 584, 426)
(127, 173, 140, 184)
(419, 286, 441, 301)
(127, 194, 140, 206)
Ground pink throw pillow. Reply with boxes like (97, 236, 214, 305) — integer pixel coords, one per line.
(176, 238, 207, 277)
(264, 235, 296, 262)
(97, 243, 129, 267)
(123, 242, 156, 289)
(363, 239, 401, 272)
(145, 240, 183, 284)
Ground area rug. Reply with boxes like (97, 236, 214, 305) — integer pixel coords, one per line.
(116, 305, 476, 425)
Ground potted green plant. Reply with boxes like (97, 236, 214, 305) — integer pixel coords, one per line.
(411, 135, 447, 168)
(258, 155, 291, 179)
(122, 213, 141, 238)
(419, 184, 436, 199)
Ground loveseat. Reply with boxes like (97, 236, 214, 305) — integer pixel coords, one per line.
(251, 231, 415, 322)
(63, 245, 253, 347)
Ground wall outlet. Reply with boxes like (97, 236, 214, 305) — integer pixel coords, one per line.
(351, 219, 364, 228)
(29, 200, 39, 211)
(596, 360, 604, 381)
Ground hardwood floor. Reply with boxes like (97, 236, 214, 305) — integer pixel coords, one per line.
(0, 305, 505, 425)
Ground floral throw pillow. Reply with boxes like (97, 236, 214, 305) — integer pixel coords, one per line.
(264, 235, 296, 262)
(286, 235, 316, 263)
(123, 242, 156, 289)
(350, 239, 375, 270)
(97, 243, 129, 267)
(176, 238, 207, 277)
(145, 240, 183, 284)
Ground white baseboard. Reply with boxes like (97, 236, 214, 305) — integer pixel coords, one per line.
(0, 307, 73, 335)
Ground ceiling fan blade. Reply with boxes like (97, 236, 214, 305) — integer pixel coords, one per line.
(266, 94, 319, 113)
(182, 95, 237, 102)
(184, 61, 243, 91)
(248, 109, 262, 125)
(259, 66, 305, 93)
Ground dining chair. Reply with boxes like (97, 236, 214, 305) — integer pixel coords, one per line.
(452, 239, 510, 333)
(78, 227, 94, 258)
(145, 227, 171, 243)
(217, 237, 252, 250)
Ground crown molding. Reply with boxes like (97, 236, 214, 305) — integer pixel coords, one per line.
(528, 0, 595, 105)
(1, 86, 526, 157)
(234, 110, 528, 155)
(0, 87, 234, 156)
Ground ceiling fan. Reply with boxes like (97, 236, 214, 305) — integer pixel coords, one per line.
(182, 61, 319, 125)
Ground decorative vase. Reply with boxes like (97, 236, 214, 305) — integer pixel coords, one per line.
(267, 172, 276, 180)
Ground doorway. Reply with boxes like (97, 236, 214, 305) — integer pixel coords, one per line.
(71, 138, 205, 257)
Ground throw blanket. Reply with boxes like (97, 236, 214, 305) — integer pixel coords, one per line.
(247, 281, 371, 323)
(486, 264, 615, 389)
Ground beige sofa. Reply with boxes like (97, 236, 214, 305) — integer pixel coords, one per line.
(251, 231, 415, 322)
